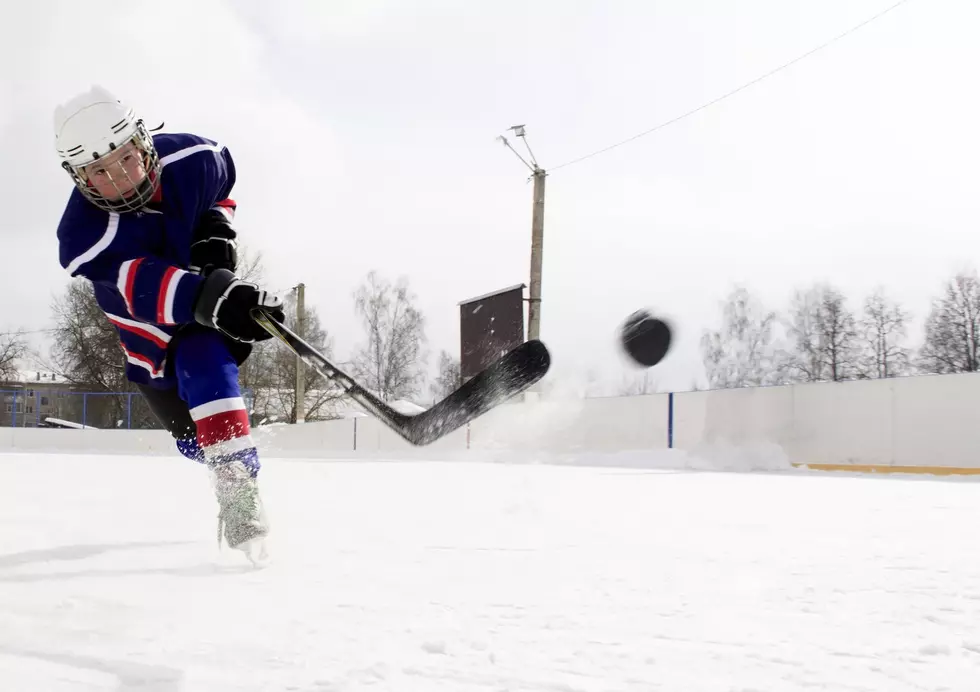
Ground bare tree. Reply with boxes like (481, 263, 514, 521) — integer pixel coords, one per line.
(784, 284, 859, 382)
(351, 271, 428, 402)
(201, 242, 310, 421)
(784, 287, 823, 382)
(700, 286, 781, 388)
(251, 292, 342, 423)
(429, 349, 461, 402)
(47, 279, 158, 427)
(918, 270, 980, 374)
(0, 331, 27, 382)
(857, 288, 910, 378)
(51, 280, 129, 391)
(818, 286, 859, 382)
(236, 242, 265, 284)
(219, 241, 287, 415)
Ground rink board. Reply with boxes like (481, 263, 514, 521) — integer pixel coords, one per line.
(5, 370, 980, 476)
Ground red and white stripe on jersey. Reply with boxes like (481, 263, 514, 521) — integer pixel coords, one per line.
(117, 258, 143, 316)
(190, 396, 253, 452)
(122, 346, 165, 379)
(104, 312, 172, 349)
(212, 198, 236, 223)
(115, 259, 188, 324)
(156, 266, 189, 324)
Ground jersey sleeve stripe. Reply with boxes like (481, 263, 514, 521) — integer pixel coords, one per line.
(213, 205, 235, 223)
(159, 142, 223, 168)
(65, 212, 119, 276)
(122, 347, 165, 378)
(156, 266, 177, 323)
(157, 267, 186, 324)
(103, 312, 171, 348)
(213, 198, 236, 222)
(116, 258, 143, 316)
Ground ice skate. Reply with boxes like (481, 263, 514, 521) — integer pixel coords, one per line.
(212, 459, 270, 565)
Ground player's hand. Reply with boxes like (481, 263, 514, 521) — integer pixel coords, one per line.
(193, 268, 285, 342)
(189, 235, 237, 276)
(189, 209, 238, 276)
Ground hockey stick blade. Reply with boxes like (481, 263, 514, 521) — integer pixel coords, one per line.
(250, 307, 551, 445)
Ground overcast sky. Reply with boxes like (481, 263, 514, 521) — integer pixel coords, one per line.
(3, 0, 978, 395)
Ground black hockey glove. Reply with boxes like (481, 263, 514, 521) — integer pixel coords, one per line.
(189, 210, 238, 276)
(193, 268, 284, 343)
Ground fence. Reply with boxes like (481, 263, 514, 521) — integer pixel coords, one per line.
(0, 388, 256, 430)
(242, 369, 980, 473)
(7, 371, 980, 475)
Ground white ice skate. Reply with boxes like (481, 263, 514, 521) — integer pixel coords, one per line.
(212, 460, 270, 566)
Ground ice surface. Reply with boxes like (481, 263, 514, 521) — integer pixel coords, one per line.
(2, 452, 980, 690)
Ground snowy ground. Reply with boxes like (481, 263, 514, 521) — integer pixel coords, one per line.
(2, 452, 980, 691)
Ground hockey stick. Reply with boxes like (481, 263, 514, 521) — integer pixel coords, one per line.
(250, 306, 551, 446)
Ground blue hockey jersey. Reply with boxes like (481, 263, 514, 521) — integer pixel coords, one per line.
(57, 132, 238, 387)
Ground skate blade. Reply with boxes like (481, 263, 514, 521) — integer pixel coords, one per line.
(237, 536, 270, 568)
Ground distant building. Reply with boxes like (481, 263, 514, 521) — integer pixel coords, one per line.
(0, 370, 76, 428)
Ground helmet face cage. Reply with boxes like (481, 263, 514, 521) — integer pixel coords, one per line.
(62, 119, 162, 213)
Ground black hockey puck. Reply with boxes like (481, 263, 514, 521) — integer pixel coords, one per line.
(620, 310, 672, 367)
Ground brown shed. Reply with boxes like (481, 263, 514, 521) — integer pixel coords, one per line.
(458, 283, 526, 380)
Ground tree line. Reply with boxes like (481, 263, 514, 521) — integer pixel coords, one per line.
(700, 267, 980, 390)
(8, 260, 976, 418)
(0, 249, 463, 424)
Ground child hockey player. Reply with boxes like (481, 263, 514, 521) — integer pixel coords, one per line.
(54, 85, 285, 562)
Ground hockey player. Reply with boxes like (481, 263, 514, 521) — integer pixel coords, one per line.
(53, 85, 286, 561)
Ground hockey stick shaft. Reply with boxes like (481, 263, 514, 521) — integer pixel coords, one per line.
(250, 307, 411, 431)
(250, 306, 551, 446)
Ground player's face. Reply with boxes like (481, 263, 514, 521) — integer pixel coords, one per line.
(80, 141, 148, 202)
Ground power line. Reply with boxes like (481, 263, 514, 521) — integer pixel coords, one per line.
(550, 0, 914, 172)
(3, 328, 55, 336)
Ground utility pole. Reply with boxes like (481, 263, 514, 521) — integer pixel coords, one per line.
(499, 125, 546, 341)
(528, 165, 546, 341)
(294, 282, 306, 424)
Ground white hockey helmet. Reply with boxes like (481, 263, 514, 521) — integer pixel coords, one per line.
(54, 85, 161, 212)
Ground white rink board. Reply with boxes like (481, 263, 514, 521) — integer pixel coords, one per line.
(468, 394, 669, 453)
(891, 373, 980, 468)
(790, 379, 894, 468)
(674, 385, 793, 448)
